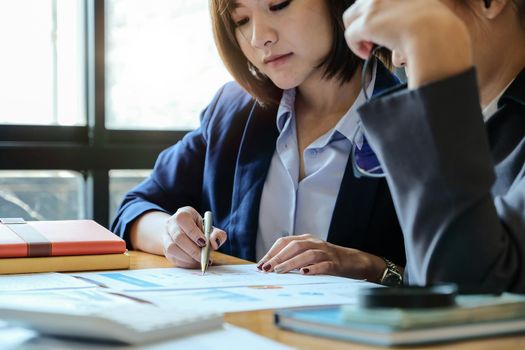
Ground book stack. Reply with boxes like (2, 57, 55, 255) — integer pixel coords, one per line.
(275, 293, 525, 346)
(0, 218, 129, 274)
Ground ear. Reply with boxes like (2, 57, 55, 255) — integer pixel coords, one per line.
(480, 0, 510, 20)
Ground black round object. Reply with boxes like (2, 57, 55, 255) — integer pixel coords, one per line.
(358, 284, 458, 309)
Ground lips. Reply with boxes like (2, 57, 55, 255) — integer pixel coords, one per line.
(263, 53, 293, 65)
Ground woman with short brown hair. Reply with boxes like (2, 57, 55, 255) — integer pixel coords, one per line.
(112, 0, 405, 284)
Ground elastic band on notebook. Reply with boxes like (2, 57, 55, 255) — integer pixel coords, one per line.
(358, 284, 457, 309)
(0, 218, 52, 257)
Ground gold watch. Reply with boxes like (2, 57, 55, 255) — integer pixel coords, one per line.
(380, 258, 403, 286)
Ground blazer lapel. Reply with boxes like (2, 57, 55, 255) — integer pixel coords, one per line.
(327, 63, 400, 248)
(229, 102, 279, 261)
(327, 159, 381, 249)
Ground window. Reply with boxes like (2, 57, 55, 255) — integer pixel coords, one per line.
(0, 0, 85, 126)
(109, 169, 150, 223)
(0, 1, 231, 227)
(105, 0, 231, 130)
(0, 171, 84, 220)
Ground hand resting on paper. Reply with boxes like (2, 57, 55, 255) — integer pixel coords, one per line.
(256, 234, 396, 283)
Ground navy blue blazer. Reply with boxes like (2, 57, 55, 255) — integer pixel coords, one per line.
(111, 64, 406, 265)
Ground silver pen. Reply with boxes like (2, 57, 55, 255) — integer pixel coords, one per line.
(200, 211, 212, 275)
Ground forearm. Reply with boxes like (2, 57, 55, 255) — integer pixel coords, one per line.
(130, 211, 171, 256)
(359, 70, 519, 292)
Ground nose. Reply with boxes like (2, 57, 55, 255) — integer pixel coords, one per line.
(392, 49, 407, 68)
(249, 15, 277, 49)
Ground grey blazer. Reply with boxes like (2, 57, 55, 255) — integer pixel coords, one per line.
(358, 67, 525, 293)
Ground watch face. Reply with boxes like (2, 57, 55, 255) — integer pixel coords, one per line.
(382, 271, 402, 286)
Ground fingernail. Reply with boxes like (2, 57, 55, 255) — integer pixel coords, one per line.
(301, 268, 310, 274)
(256, 262, 263, 270)
(263, 264, 271, 272)
(197, 238, 206, 247)
(215, 238, 221, 248)
(208, 259, 212, 266)
(274, 265, 285, 274)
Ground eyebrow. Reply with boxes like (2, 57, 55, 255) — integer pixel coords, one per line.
(232, 1, 243, 9)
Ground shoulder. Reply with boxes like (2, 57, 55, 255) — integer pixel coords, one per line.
(200, 81, 260, 142)
(205, 81, 256, 120)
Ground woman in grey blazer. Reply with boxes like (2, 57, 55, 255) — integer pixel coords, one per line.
(343, 0, 525, 293)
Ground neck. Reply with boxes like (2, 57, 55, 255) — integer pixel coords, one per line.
(478, 54, 524, 108)
(295, 67, 362, 119)
(477, 20, 525, 107)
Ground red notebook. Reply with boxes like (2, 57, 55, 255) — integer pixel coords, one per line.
(0, 218, 126, 258)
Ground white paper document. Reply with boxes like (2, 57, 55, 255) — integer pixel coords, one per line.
(0, 273, 95, 293)
(0, 288, 138, 313)
(127, 281, 367, 313)
(73, 264, 350, 291)
(4, 324, 294, 350)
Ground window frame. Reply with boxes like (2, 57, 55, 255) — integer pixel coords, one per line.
(0, 0, 187, 227)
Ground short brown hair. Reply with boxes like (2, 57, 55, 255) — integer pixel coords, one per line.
(210, 0, 363, 106)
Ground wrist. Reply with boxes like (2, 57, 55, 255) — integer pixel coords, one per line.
(365, 254, 389, 284)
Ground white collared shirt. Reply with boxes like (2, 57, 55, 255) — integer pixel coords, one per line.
(255, 67, 377, 260)
(482, 79, 514, 122)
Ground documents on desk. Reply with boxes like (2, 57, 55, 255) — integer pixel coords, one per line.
(72, 263, 354, 291)
(0, 272, 94, 292)
(0, 324, 294, 350)
(127, 282, 363, 313)
(0, 288, 223, 345)
(0, 287, 296, 348)
(0, 263, 368, 347)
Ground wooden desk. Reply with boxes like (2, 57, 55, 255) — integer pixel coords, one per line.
(129, 251, 525, 350)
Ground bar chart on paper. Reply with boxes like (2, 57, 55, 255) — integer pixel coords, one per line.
(72, 264, 354, 291)
(126, 283, 365, 313)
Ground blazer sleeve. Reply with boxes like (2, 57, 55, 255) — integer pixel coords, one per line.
(110, 85, 227, 248)
(358, 69, 525, 293)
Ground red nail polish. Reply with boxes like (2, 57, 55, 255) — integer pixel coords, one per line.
(263, 264, 271, 272)
(256, 263, 263, 270)
(215, 238, 221, 248)
(302, 268, 310, 274)
(197, 238, 206, 247)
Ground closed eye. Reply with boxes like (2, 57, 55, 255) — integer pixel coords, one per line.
(270, 0, 292, 11)
(232, 0, 293, 28)
(234, 18, 249, 27)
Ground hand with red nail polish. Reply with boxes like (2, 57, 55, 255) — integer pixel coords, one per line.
(256, 234, 399, 282)
(160, 206, 227, 269)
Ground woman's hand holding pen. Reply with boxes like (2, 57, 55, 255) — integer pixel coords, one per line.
(256, 234, 389, 283)
(163, 206, 227, 269)
(343, 0, 472, 88)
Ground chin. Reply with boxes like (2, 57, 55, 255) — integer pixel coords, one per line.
(268, 77, 302, 91)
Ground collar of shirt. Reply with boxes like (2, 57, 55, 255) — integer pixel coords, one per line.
(275, 63, 377, 149)
(483, 78, 515, 122)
